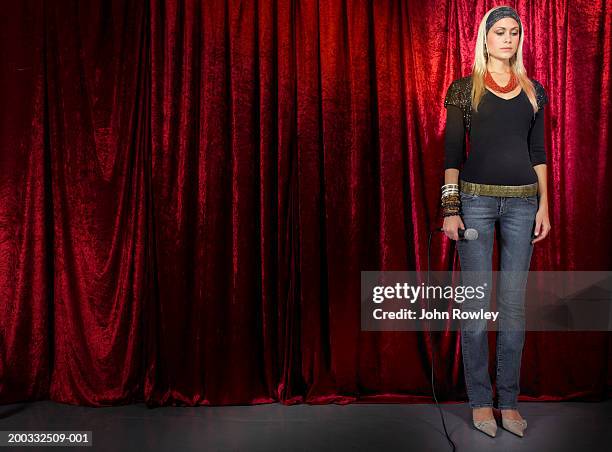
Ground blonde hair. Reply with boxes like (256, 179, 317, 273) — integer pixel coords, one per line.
(471, 6, 539, 113)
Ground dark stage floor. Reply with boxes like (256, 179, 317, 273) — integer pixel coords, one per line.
(1, 399, 611, 451)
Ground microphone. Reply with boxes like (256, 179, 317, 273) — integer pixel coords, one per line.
(437, 227, 478, 240)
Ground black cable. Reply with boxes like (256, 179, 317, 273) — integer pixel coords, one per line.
(427, 229, 457, 452)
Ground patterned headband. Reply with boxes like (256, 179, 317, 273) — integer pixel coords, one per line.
(486, 6, 522, 35)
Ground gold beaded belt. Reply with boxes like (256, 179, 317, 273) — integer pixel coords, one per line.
(460, 180, 538, 197)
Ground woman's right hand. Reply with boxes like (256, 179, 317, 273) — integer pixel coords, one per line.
(442, 215, 465, 241)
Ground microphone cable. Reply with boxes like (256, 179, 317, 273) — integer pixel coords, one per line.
(426, 229, 457, 452)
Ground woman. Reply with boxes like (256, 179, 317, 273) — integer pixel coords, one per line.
(441, 6, 551, 438)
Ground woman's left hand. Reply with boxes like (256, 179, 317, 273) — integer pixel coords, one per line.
(532, 207, 551, 244)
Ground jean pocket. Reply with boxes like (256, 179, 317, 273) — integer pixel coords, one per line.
(460, 192, 480, 201)
(521, 195, 538, 206)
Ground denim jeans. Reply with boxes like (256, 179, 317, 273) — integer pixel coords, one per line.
(457, 191, 538, 409)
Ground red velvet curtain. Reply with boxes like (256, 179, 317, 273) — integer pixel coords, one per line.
(1, 0, 610, 407)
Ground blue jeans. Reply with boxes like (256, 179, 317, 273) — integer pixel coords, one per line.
(457, 191, 538, 409)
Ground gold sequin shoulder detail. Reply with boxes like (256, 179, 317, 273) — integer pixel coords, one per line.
(443, 76, 473, 132)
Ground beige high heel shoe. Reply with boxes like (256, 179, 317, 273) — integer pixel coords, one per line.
(472, 418, 498, 437)
(501, 416, 527, 437)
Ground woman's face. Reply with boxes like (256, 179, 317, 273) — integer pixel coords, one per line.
(486, 17, 520, 61)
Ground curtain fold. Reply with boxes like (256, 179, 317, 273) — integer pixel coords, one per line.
(0, 0, 610, 407)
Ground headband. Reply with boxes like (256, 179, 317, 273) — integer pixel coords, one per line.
(486, 6, 522, 35)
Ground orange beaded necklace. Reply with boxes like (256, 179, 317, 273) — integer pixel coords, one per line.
(485, 70, 519, 93)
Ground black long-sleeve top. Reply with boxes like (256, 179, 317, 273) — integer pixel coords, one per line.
(444, 78, 548, 185)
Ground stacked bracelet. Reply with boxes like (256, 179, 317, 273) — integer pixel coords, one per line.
(441, 183, 459, 196)
(441, 183, 462, 217)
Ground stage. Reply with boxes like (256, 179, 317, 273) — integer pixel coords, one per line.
(2, 400, 611, 451)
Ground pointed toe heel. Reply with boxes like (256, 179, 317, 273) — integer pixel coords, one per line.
(501, 417, 527, 437)
(472, 419, 497, 437)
